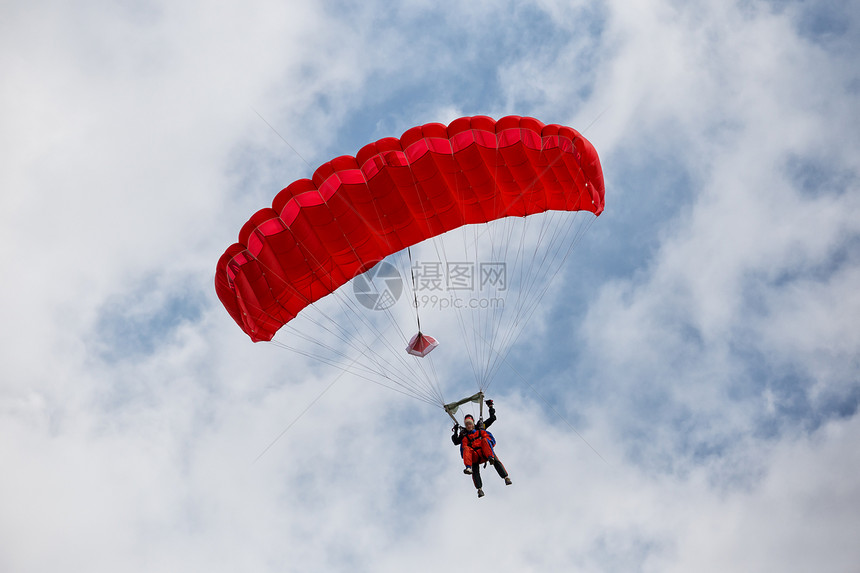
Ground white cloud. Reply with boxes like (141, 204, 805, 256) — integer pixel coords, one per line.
(1, 0, 858, 571)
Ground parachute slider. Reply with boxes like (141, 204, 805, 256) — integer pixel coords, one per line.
(405, 331, 438, 357)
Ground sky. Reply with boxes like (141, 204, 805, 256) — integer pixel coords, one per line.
(2, 0, 859, 571)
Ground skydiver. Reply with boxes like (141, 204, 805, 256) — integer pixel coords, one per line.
(451, 399, 512, 498)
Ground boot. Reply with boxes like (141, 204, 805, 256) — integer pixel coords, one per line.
(477, 488, 485, 498)
(504, 477, 512, 485)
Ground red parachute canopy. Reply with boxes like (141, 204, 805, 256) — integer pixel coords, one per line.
(215, 115, 604, 342)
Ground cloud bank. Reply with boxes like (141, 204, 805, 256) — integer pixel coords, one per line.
(1, 0, 858, 571)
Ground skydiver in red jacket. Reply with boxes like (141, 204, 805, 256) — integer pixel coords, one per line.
(452, 400, 512, 497)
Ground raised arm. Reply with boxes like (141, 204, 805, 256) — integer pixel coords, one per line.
(451, 423, 464, 445)
(483, 400, 496, 429)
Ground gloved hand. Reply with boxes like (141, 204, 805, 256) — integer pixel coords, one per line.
(485, 399, 494, 408)
(452, 423, 460, 433)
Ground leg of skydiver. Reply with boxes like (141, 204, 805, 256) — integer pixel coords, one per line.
(490, 456, 512, 485)
(471, 462, 484, 497)
(478, 436, 495, 463)
(462, 445, 475, 474)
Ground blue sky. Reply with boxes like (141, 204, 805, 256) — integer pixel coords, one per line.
(2, 0, 859, 571)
